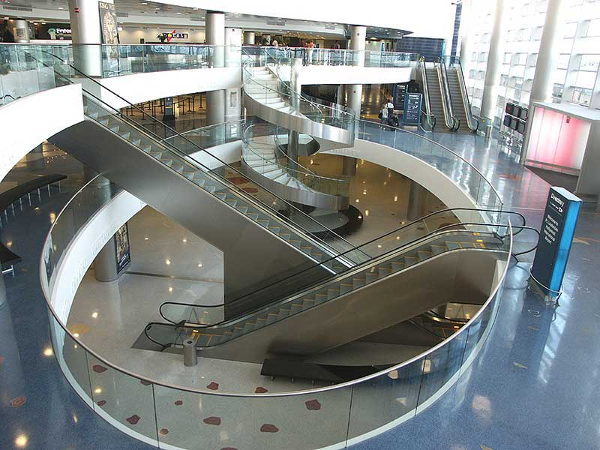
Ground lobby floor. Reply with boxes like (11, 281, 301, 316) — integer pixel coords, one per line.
(1, 125, 599, 449)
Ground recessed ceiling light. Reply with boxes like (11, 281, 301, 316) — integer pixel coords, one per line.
(58, 6, 64, 9)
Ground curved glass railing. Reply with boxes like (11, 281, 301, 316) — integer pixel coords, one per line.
(242, 122, 351, 199)
(355, 119, 503, 215)
(40, 176, 512, 448)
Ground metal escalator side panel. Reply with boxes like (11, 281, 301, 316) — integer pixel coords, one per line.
(48, 118, 330, 302)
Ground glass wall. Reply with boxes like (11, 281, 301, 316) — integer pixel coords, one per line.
(462, 0, 600, 128)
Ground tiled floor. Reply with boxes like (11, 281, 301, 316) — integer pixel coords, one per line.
(1, 122, 599, 450)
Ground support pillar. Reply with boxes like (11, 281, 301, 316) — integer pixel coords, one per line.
(407, 180, 426, 221)
(336, 84, 345, 105)
(480, 0, 506, 122)
(9, 19, 30, 43)
(243, 31, 255, 45)
(342, 156, 357, 176)
(69, 0, 112, 77)
(27, 144, 45, 171)
(458, 0, 473, 68)
(522, 0, 567, 163)
(287, 57, 303, 171)
(225, 27, 242, 122)
(346, 26, 366, 174)
(206, 11, 225, 125)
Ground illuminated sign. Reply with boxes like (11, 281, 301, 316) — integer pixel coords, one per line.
(157, 30, 188, 42)
(531, 187, 581, 297)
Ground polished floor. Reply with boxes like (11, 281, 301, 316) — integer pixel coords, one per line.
(1, 125, 599, 450)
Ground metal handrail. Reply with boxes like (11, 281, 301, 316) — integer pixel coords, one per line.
(418, 57, 437, 131)
(436, 57, 460, 131)
(445, 56, 479, 132)
(154, 206, 525, 327)
(36, 49, 359, 259)
(149, 220, 515, 339)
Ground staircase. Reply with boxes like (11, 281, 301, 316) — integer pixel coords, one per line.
(241, 129, 350, 210)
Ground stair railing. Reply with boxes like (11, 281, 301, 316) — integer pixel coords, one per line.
(445, 55, 479, 132)
(417, 57, 437, 132)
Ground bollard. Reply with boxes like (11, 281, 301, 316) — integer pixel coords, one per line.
(485, 123, 493, 140)
(183, 339, 198, 367)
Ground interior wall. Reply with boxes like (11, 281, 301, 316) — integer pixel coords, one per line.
(118, 26, 206, 44)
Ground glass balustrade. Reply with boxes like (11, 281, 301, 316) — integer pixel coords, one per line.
(41, 173, 512, 448)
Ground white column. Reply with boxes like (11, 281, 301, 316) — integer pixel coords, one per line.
(10, 19, 30, 43)
(225, 27, 242, 122)
(348, 25, 366, 118)
(337, 84, 345, 105)
(521, 0, 567, 163)
(244, 31, 255, 45)
(459, 0, 473, 68)
(480, 0, 506, 121)
(529, 0, 566, 105)
(69, 0, 112, 76)
(206, 11, 225, 125)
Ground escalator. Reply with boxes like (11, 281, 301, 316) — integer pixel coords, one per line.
(444, 57, 479, 133)
(424, 64, 457, 131)
(44, 57, 366, 310)
(144, 209, 521, 362)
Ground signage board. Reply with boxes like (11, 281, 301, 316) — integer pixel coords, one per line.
(392, 83, 408, 109)
(531, 187, 581, 296)
(402, 92, 422, 125)
(114, 223, 131, 274)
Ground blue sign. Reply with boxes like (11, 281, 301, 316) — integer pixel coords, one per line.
(531, 187, 581, 296)
(402, 93, 422, 125)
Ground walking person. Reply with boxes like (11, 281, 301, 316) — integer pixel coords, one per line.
(379, 105, 388, 129)
(306, 40, 315, 65)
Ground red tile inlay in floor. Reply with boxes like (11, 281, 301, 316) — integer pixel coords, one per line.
(126, 415, 141, 425)
(203, 416, 222, 426)
(174, 400, 183, 406)
(92, 364, 108, 373)
(0, 356, 4, 365)
(242, 187, 258, 193)
(255, 387, 269, 393)
(96, 400, 107, 407)
(206, 382, 219, 390)
(260, 424, 279, 433)
(159, 428, 169, 436)
(227, 177, 250, 185)
(11, 396, 26, 408)
(140, 379, 152, 386)
(305, 399, 322, 410)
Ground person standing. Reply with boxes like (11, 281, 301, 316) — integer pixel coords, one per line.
(379, 105, 388, 129)
(386, 98, 394, 126)
(306, 40, 315, 65)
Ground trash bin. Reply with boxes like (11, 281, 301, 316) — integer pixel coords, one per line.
(183, 339, 198, 367)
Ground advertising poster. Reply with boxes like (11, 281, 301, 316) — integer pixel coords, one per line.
(99, 1, 120, 73)
(114, 223, 131, 274)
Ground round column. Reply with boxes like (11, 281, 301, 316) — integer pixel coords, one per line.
(68, 0, 113, 76)
(225, 27, 242, 123)
(206, 11, 225, 126)
(10, 19, 30, 43)
(480, 0, 506, 121)
(244, 31, 255, 45)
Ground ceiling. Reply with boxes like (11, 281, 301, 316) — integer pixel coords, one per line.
(1, 0, 411, 39)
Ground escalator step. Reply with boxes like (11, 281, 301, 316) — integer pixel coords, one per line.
(205, 185, 216, 194)
(391, 261, 405, 272)
(314, 293, 328, 304)
(88, 112, 99, 120)
(327, 288, 340, 300)
(290, 303, 303, 314)
(131, 139, 141, 147)
(267, 226, 281, 233)
(365, 272, 379, 283)
(340, 283, 353, 295)
(378, 267, 392, 277)
(278, 309, 290, 320)
(215, 192, 227, 201)
(266, 313, 279, 325)
(236, 206, 249, 214)
(120, 132, 131, 140)
(404, 256, 419, 266)
(445, 242, 461, 250)
(352, 278, 366, 288)
(247, 212, 259, 220)
(225, 198, 238, 207)
(99, 119, 110, 127)
(417, 250, 432, 262)
(279, 233, 291, 241)
(431, 245, 446, 255)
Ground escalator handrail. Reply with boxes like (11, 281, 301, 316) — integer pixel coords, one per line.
(155, 206, 529, 325)
(418, 57, 437, 131)
(155, 218, 529, 329)
(425, 310, 469, 324)
(40, 50, 360, 259)
(149, 221, 516, 339)
(444, 56, 479, 133)
(436, 57, 460, 131)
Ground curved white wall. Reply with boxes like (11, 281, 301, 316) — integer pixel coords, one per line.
(0, 84, 84, 183)
(325, 139, 481, 221)
(281, 65, 413, 86)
